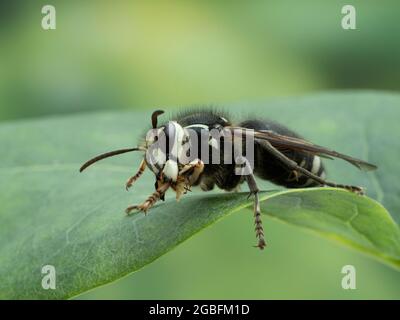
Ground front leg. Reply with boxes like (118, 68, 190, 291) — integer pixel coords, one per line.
(170, 159, 205, 200)
(126, 182, 170, 215)
(126, 158, 146, 190)
(179, 159, 204, 185)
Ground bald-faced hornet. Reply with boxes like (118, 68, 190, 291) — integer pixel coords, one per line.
(80, 109, 377, 249)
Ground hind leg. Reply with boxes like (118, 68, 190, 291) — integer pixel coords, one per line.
(256, 139, 364, 194)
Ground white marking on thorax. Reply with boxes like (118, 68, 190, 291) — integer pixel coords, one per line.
(184, 123, 220, 149)
(208, 137, 219, 149)
(184, 124, 209, 130)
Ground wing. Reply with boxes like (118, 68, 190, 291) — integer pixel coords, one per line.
(225, 126, 377, 171)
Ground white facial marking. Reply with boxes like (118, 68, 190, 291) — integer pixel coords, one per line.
(169, 121, 186, 160)
(163, 159, 178, 181)
(153, 148, 165, 165)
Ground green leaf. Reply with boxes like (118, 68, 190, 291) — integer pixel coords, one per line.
(0, 91, 399, 299)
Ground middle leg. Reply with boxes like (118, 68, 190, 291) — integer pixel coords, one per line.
(245, 174, 266, 250)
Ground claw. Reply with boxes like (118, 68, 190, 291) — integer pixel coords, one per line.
(125, 204, 148, 215)
(347, 186, 365, 195)
(253, 239, 267, 250)
(125, 205, 138, 215)
(125, 182, 170, 216)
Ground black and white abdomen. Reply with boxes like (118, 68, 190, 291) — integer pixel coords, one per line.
(287, 153, 326, 188)
(239, 119, 326, 188)
(172, 110, 327, 190)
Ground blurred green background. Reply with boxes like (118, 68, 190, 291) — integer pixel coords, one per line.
(1, 0, 400, 299)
